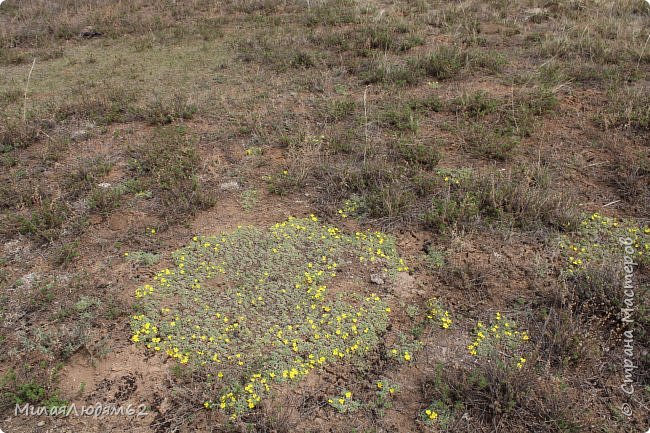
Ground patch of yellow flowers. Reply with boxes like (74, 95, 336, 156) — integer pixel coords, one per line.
(337, 198, 360, 219)
(426, 298, 452, 329)
(559, 213, 649, 275)
(467, 312, 529, 369)
(425, 409, 438, 421)
(131, 216, 406, 418)
(327, 390, 361, 413)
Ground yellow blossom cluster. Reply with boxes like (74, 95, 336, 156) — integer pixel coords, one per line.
(375, 379, 398, 411)
(425, 409, 438, 421)
(244, 146, 262, 156)
(130, 216, 406, 418)
(354, 231, 409, 273)
(421, 400, 450, 426)
(426, 298, 452, 329)
(559, 213, 649, 275)
(467, 312, 529, 369)
(337, 198, 360, 219)
(327, 390, 360, 413)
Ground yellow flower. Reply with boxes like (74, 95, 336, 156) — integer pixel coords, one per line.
(345, 391, 352, 399)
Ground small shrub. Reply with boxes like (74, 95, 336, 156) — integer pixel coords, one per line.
(324, 99, 356, 122)
(519, 87, 558, 116)
(13, 200, 70, 243)
(365, 184, 416, 220)
(266, 169, 303, 196)
(467, 49, 507, 74)
(53, 241, 79, 267)
(360, 20, 424, 53)
(64, 157, 113, 199)
(462, 122, 520, 160)
(418, 46, 467, 80)
(305, 0, 359, 26)
(1, 369, 66, 410)
(240, 189, 259, 211)
(88, 187, 123, 215)
(450, 90, 501, 118)
(327, 128, 357, 154)
(360, 59, 422, 85)
(138, 93, 197, 126)
(53, 85, 138, 125)
(396, 140, 441, 168)
(407, 94, 443, 112)
(380, 105, 419, 132)
(327, 99, 357, 121)
(422, 166, 578, 232)
(290, 51, 315, 68)
(0, 116, 41, 151)
(129, 126, 213, 221)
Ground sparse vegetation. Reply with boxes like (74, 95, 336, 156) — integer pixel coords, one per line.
(1, 0, 648, 431)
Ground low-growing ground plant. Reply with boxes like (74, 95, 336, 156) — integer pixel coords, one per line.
(467, 312, 529, 369)
(131, 216, 406, 418)
(387, 333, 422, 364)
(240, 189, 259, 211)
(124, 251, 161, 267)
(420, 398, 453, 429)
(425, 298, 452, 329)
(374, 379, 399, 416)
(327, 389, 361, 413)
(424, 247, 445, 270)
(337, 196, 362, 219)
